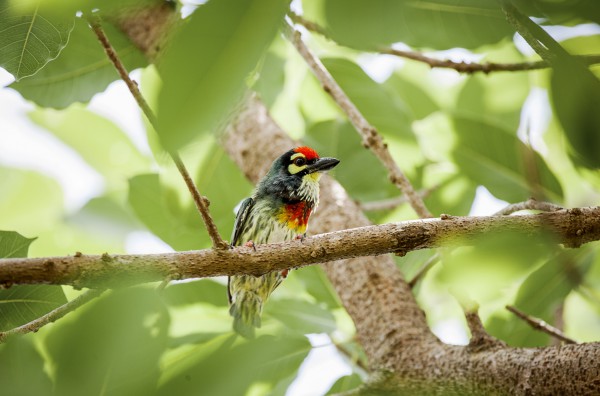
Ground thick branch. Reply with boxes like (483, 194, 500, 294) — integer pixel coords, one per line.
(2, 207, 598, 288)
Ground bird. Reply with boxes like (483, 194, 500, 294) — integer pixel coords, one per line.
(228, 146, 340, 338)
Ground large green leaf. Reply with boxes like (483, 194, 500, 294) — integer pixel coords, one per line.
(0, 1, 73, 80)
(487, 249, 593, 347)
(128, 173, 206, 251)
(512, 0, 600, 24)
(163, 279, 228, 308)
(326, 373, 363, 395)
(452, 116, 563, 203)
(47, 287, 169, 396)
(156, 0, 289, 151)
(264, 298, 337, 334)
(29, 106, 151, 191)
(295, 266, 341, 309)
(550, 56, 600, 168)
(11, 18, 147, 108)
(158, 334, 311, 396)
(0, 336, 52, 396)
(304, 0, 513, 50)
(0, 231, 67, 332)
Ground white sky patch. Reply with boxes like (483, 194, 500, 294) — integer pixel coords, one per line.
(357, 53, 404, 83)
(431, 318, 469, 345)
(469, 186, 508, 216)
(287, 333, 353, 396)
(0, 72, 104, 213)
(517, 87, 551, 155)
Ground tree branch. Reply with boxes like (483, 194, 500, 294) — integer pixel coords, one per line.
(88, 14, 228, 250)
(0, 289, 105, 343)
(286, 23, 432, 219)
(288, 11, 600, 74)
(506, 305, 578, 345)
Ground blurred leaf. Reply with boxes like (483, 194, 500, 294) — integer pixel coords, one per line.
(264, 298, 337, 334)
(322, 58, 413, 138)
(11, 18, 147, 108)
(295, 266, 341, 309)
(47, 287, 169, 396)
(326, 373, 363, 395)
(384, 73, 439, 120)
(0, 230, 36, 258)
(156, 0, 289, 150)
(305, 120, 396, 202)
(158, 334, 310, 396)
(0, 230, 67, 332)
(304, 0, 512, 50)
(163, 279, 227, 308)
(487, 249, 593, 346)
(128, 173, 205, 251)
(511, 0, 600, 24)
(30, 106, 150, 191)
(0, 336, 52, 396)
(550, 56, 600, 168)
(452, 116, 563, 202)
(0, 1, 73, 80)
(254, 42, 287, 108)
(0, 167, 63, 236)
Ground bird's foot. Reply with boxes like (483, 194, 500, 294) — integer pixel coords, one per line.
(245, 240, 257, 251)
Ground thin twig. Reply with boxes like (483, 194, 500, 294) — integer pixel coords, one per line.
(88, 14, 228, 250)
(408, 253, 440, 289)
(0, 289, 105, 343)
(506, 305, 578, 344)
(286, 23, 432, 218)
(289, 12, 600, 74)
(335, 340, 370, 374)
(494, 198, 563, 216)
(359, 186, 437, 212)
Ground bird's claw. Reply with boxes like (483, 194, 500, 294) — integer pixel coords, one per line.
(245, 240, 257, 251)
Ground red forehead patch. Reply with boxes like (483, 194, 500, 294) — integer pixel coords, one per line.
(294, 146, 319, 160)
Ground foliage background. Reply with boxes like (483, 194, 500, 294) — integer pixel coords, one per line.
(0, 0, 599, 394)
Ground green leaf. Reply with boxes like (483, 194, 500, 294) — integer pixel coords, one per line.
(487, 249, 593, 347)
(550, 56, 600, 168)
(128, 173, 206, 251)
(0, 230, 35, 258)
(158, 334, 311, 396)
(0, 336, 53, 396)
(304, 0, 513, 50)
(384, 73, 439, 120)
(511, 0, 600, 25)
(452, 116, 563, 202)
(29, 106, 151, 191)
(163, 279, 228, 308)
(295, 266, 341, 309)
(0, 230, 67, 332)
(0, 285, 67, 331)
(156, 0, 289, 150)
(11, 18, 147, 108)
(264, 298, 337, 334)
(47, 287, 169, 396)
(0, 1, 73, 80)
(326, 373, 363, 395)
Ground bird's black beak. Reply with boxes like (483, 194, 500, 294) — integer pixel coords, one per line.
(307, 157, 340, 173)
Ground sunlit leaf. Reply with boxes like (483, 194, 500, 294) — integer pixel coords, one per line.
(11, 18, 147, 108)
(158, 334, 310, 396)
(0, 1, 73, 80)
(0, 336, 52, 396)
(156, 0, 289, 150)
(47, 287, 169, 396)
(452, 116, 563, 202)
(264, 298, 337, 334)
(0, 230, 35, 259)
(326, 373, 363, 395)
(304, 0, 512, 50)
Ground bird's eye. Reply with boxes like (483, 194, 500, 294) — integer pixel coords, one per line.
(293, 157, 306, 167)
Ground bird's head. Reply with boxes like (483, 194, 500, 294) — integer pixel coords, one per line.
(257, 146, 340, 203)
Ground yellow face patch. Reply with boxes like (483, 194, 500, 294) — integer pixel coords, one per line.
(288, 152, 308, 175)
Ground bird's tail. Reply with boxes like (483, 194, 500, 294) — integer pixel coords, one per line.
(229, 289, 263, 339)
